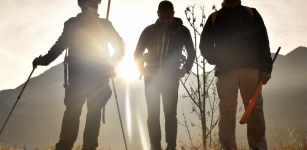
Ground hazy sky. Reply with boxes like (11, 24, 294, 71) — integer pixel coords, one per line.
(0, 0, 306, 90)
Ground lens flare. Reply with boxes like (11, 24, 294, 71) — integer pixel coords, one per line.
(117, 58, 139, 80)
(125, 81, 132, 142)
(137, 114, 149, 150)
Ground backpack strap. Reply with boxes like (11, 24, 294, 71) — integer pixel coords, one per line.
(245, 6, 254, 18)
(212, 12, 218, 27)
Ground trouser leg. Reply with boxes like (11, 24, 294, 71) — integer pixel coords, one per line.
(82, 79, 112, 150)
(239, 68, 267, 150)
(216, 68, 240, 150)
(145, 77, 162, 150)
(56, 77, 87, 150)
(162, 79, 179, 150)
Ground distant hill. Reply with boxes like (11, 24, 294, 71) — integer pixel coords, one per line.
(0, 46, 307, 149)
(0, 65, 67, 148)
(264, 46, 307, 138)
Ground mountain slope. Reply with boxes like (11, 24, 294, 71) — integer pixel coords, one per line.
(264, 46, 307, 137)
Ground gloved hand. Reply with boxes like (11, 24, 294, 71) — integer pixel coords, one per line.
(110, 66, 116, 78)
(259, 72, 271, 84)
(179, 68, 187, 78)
(32, 55, 45, 69)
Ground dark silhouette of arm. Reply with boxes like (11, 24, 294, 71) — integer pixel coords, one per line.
(182, 26, 196, 73)
(253, 8, 273, 74)
(41, 20, 71, 66)
(134, 26, 151, 72)
(199, 14, 215, 64)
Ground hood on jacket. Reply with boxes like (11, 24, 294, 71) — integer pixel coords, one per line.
(154, 17, 183, 28)
(222, 0, 241, 8)
(76, 12, 100, 20)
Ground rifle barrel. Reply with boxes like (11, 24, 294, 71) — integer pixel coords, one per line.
(272, 47, 281, 63)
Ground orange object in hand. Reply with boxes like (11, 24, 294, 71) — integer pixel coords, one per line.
(240, 47, 281, 124)
(239, 80, 263, 124)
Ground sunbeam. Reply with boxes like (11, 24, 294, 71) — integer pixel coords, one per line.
(137, 114, 149, 150)
(125, 81, 132, 142)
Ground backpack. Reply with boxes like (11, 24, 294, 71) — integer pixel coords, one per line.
(206, 6, 255, 65)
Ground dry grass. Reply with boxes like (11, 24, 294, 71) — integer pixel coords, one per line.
(2, 122, 307, 150)
(0, 144, 22, 150)
(0, 143, 83, 150)
(177, 123, 307, 150)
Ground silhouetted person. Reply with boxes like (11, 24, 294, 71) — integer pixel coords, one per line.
(134, 1, 196, 150)
(32, 0, 125, 149)
(200, 0, 272, 149)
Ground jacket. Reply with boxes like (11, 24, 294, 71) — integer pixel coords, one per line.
(41, 13, 125, 76)
(199, 4, 272, 75)
(134, 17, 196, 76)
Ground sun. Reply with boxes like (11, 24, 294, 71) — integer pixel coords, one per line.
(108, 42, 140, 80)
(116, 56, 140, 80)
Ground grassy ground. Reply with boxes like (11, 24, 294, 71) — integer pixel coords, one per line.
(1, 142, 307, 150)
(2, 141, 307, 150)
(0, 144, 82, 150)
(2, 132, 307, 150)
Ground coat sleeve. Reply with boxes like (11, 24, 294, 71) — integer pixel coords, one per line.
(199, 14, 216, 65)
(182, 26, 196, 73)
(133, 26, 150, 72)
(41, 19, 71, 66)
(253, 8, 273, 74)
(105, 21, 126, 67)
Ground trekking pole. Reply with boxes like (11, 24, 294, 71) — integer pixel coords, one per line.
(239, 47, 281, 124)
(105, 0, 128, 149)
(106, 0, 111, 20)
(110, 72, 128, 150)
(0, 68, 36, 135)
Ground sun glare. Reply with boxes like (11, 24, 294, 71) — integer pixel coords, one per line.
(108, 42, 140, 81)
(116, 57, 140, 80)
(125, 82, 132, 142)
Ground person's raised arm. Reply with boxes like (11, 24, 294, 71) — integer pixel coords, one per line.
(33, 19, 72, 68)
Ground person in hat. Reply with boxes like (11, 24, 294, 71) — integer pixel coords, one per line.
(32, 0, 125, 149)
